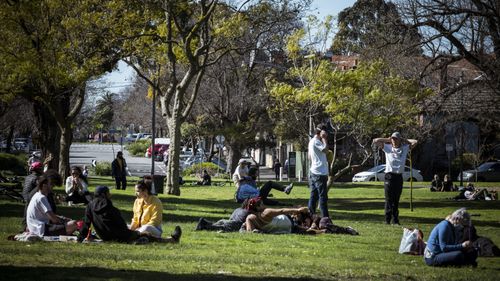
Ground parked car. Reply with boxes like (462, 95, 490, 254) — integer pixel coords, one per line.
(457, 161, 500, 182)
(124, 133, 138, 143)
(352, 164, 423, 182)
(135, 133, 152, 141)
(146, 144, 169, 160)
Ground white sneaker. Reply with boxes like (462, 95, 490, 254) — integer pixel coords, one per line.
(284, 183, 294, 195)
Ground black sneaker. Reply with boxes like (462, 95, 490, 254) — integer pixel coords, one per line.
(195, 218, 206, 231)
(171, 226, 182, 243)
(284, 183, 294, 195)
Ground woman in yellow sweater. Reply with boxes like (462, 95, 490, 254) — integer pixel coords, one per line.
(129, 181, 163, 238)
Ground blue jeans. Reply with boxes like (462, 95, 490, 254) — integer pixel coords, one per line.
(308, 174, 329, 217)
(425, 249, 478, 267)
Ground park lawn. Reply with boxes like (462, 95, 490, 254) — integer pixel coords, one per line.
(0, 177, 499, 281)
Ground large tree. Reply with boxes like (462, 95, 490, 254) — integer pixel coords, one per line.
(0, 0, 128, 177)
(269, 59, 432, 184)
(398, 0, 500, 96)
(331, 0, 421, 58)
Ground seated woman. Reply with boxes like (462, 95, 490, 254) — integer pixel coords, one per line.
(65, 166, 92, 205)
(236, 167, 293, 205)
(424, 208, 478, 267)
(441, 174, 454, 192)
(243, 197, 308, 234)
(430, 174, 442, 192)
(232, 159, 249, 187)
(197, 170, 212, 186)
(129, 181, 163, 238)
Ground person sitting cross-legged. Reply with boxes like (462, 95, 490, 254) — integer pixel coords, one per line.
(235, 167, 293, 206)
(424, 208, 478, 267)
(129, 181, 163, 238)
(78, 186, 181, 244)
(26, 170, 78, 237)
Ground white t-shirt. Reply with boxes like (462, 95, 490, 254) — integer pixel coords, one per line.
(65, 176, 89, 196)
(383, 143, 410, 174)
(308, 136, 328, 175)
(261, 215, 292, 234)
(232, 165, 249, 181)
(26, 191, 52, 236)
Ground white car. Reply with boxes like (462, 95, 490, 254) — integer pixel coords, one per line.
(352, 164, 423, 182)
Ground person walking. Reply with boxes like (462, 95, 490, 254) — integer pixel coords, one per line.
(273, 158, 282, 181)
(308, 124, 330, 218)
(111, 151, 128, 190)
(373, 132, 417, 225)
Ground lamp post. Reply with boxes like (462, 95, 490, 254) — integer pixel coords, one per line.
(304, 53, 315, 136)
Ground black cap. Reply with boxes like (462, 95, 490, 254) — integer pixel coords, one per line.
(95, 185, 109, 196)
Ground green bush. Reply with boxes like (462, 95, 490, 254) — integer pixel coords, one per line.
(93, 161, 112, 176)
(182, 162, 223, 177)
(0, 153, 27, 175)
(126, 139, 151, 156)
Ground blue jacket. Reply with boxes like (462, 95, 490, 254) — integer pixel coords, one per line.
(236, 180, 259, 201)
(426, 220, 463, 255)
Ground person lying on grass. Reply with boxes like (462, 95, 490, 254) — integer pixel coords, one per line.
(195, 198, 251, 232)
(129, 180, 163, 238)
(26, 170, 78, 237)
(77, 185, 181, 244)
(291, 212, 359, 236)
(243, 197, 308, 234)
(235, 167, 293, 206)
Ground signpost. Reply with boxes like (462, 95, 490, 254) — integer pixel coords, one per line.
(446, 144, 453, 180)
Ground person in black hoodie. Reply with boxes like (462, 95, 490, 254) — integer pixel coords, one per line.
(78, 185, 181, 244)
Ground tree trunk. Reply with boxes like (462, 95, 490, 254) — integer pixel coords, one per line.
(58, 124, 73, 179)
(33, 102, 60, 171)
(5, 125, 14, 153)
(166, 115, 181, 196)
(225, 140, 244, 175)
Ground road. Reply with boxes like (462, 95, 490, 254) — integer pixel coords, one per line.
(70, 143, 281, 180)
(69, 143, 167, 177)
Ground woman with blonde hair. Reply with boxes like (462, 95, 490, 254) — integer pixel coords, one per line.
(424, 208, 478, 267)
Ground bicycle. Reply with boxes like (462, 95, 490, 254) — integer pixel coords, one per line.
(0, 174, 24, 202)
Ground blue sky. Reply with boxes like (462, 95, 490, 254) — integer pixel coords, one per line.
(100, 0, 357, 93)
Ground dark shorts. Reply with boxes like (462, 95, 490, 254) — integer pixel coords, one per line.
(44, 223, 66, 236)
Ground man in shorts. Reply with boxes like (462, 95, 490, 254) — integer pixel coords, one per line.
(26, 170, 78, 236)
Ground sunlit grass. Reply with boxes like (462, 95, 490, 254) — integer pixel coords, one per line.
(0, 177, 498, 280)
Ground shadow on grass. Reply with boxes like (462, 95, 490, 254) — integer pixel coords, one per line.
(0, 266, 327, 281)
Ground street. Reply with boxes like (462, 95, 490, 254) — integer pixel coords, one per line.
(69, 143, 167, 177)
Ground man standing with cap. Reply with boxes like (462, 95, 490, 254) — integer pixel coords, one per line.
(308, 123, 330, 218)
(373, 132, 417, 225)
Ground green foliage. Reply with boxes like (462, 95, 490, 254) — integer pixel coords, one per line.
(0, 153, 27, 175)
(92, 161, 112, 176)
(126, 139, 151, 157)
(182, 162, 222, 177)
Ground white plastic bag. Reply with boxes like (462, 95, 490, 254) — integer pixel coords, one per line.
(399, 228, 419, 254)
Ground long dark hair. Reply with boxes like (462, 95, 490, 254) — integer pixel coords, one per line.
(136, 180, 152, 195)
(71, 166, 88, 184)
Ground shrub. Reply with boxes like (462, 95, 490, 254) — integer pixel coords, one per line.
(183, 162, 223, 177)
(126, 139, 151, 156)
(0, 153, 27, 175)
(93, 161, 112, 176)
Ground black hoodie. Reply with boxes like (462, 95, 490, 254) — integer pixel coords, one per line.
(78, 195, 138, 242)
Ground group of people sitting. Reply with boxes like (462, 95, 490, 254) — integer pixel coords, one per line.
(20, 167, 181, 244)
(430, 174, 455, 192)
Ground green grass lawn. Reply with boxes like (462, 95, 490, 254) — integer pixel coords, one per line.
(1, 177, 499, 281)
